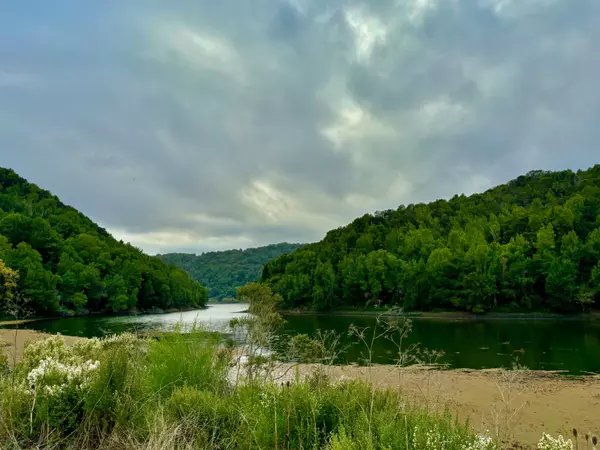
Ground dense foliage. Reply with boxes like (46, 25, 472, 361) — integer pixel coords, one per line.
(0, 168, 208, 316)
(159, 243, 303, 300)
(261, 166, 600, 312)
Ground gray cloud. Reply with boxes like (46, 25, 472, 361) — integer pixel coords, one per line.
(1, 0, 600, 254)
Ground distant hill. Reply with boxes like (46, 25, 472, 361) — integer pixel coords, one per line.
(261, 166, 600, 312)
(158, 243, 304, 300)
(0, 168, 208, 316)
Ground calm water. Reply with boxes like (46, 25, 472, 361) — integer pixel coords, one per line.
(16, 303, 249, 338)
(14, 304, 600, 374)
(281, 314, 600, 374)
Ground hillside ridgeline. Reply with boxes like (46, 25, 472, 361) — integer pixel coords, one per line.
(261, 166, 600, 313)
(0, 168, 208, 316)
(159, 243, 303, 300)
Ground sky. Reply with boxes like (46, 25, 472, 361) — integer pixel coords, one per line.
(1, 0, 600, 255)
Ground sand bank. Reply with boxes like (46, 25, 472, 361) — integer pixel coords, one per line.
(1, 329, 84, 366)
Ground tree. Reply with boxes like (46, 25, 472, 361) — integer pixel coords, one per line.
(499, 235, 535, 308)
(546, 258, 579, 310)
(535, 224, 556, 254)
(426, 247, 456, 306)
(591, 263, 600, 295)
(312, 260, 335, 310)
(459, 243, 498, 311)
(0, 258, 19, 308)
(5, 243, 59, 312)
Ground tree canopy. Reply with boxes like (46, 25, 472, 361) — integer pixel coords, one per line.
(0, 168, 208, 316)
(158, 243, 303, 300)
(261, 166, 600, 313)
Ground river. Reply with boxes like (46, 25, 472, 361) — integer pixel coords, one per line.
(11, 304, 600, 374)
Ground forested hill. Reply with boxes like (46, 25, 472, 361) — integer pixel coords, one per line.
(158, 243, 304, 300)
(261, 166, 600, 313)
(0, 168, 208, 316)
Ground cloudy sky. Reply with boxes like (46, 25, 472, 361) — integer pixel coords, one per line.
(1, 1, 599, 255)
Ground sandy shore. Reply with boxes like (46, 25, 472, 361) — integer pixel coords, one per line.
(2, 329, 598, 446)
(0, 329, 83, 365)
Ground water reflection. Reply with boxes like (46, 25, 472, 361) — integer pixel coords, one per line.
(12, 305, 600, 374)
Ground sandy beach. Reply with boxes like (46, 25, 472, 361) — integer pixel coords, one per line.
(0, 329, 83, 366)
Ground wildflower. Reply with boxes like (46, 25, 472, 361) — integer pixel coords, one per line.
(537, 433, 573, 450)
(27, 356, 100, 397)
(462, 432, 496, 450)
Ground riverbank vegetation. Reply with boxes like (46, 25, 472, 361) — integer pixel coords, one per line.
(262, 166, 600, 313)
(0, 329, 503, 450)
(159, 243, 304, 301)
(0, 168, 208, 317)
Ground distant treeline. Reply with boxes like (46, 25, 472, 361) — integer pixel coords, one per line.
(261, 166, 600, 313)
(0, 168, 208, 316)
(159, 243, 304, 300)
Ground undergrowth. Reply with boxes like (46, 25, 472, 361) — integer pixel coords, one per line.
(0, 330, 495, 450)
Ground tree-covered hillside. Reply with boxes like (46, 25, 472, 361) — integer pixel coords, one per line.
(0, 168, 208, 316)
(261, 166, 600, 313)
(158, 243, 304, 300)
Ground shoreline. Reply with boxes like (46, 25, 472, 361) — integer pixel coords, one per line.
(0, 305, 209, 327)
(281, 309, 600, 321)
(1, 329, 84, 365)
(7, 306, 598, 326)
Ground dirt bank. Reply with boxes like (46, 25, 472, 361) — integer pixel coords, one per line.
(0, 329, 84, 365)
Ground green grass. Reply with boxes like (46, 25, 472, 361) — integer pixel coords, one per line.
(0, 331, 493, 450)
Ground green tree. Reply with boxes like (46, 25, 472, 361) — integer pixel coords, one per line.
(499, 235, 535, 308)
(0, 258, 19, 308)
(590, 263, 600, 295)
(426, 247, 456, 306)
(312, 260, 335, 310)
(560, 230, 582, 262)
(546, 258, 579, 310)
(5, 243, 59, 312)
(459, 243, 498, 311)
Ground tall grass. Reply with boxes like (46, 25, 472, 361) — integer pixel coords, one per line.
(0, 330, 493, 450)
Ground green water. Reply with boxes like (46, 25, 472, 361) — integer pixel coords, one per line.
(281, 314, 600, 374)
(12, 304, 600, 374)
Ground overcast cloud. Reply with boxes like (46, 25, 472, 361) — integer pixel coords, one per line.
(1, 0, 600, 254)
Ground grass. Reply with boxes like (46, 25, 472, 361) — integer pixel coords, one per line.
(0, 330, 494, 450)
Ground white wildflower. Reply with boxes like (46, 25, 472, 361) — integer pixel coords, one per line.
(27, 356, 100, 397)
(463, 432, 497, 450)
(23, 334, 102, 372)
(537, 433, 573, 450)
